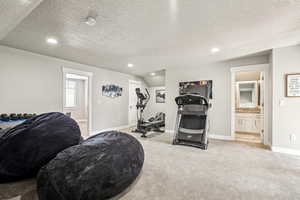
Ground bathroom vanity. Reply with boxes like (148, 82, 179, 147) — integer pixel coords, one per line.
(235, 80, 264, 135)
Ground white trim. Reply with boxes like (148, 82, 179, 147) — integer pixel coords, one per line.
(230, 64, 269, 73)
(165, 130, 175, 136)
(77, 119, 88, 123)
(165, 129, 174, 133)
(129, 79, 142, 84)
(272, 146, 300, 156)
(230, 64, 270, 146)
(62, 67, 93, 136)
(128, 80, 142, 125)
(90, 124, 132, 136)
(63, 67, 93, 76)
(66, 73, 89, 80)
(209, 134, 234, 141)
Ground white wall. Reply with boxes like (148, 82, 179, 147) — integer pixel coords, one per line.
(165, 55, 270, 136)
(0, 45, 146, 133)
(272, 45, 300, 150)
(165, 64, 231, 135)
(144, 86, 166, 119)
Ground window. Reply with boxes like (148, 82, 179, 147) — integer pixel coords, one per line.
(65, 79, 77, 107)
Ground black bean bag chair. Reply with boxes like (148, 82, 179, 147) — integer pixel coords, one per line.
(0, 112, 81, 183)
(37, 131, 144, 200)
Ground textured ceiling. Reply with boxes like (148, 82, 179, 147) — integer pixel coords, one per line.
(143, 70, 165, 87)
(0, 0, 43, 39)
(1, 0, 300, 75)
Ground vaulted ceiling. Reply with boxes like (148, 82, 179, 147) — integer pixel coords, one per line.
(0, 0, 43, 39)
(1, 0, 300, 75)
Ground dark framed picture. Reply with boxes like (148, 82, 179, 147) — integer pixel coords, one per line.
(286, 73, 300, 97)
(179, 80, 213, 99)
(102, 84, 123, 98)
(156, 89, 166, 103)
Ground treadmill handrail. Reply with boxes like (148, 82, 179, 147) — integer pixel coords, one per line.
(175, 94, 209, 106)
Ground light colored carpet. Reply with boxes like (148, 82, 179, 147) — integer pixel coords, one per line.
(1, 131, 300, 200)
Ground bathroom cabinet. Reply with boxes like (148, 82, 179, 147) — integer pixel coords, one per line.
(235, 113, 263, 134)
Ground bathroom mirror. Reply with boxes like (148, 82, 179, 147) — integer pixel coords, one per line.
(236, 81, 258, 108)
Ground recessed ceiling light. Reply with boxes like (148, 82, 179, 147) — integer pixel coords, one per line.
(46, 38, 58, 45)
(85, 16, 97, 26)
(150, 72, 156, 76)
(128, 63, 134, 68)
(211, 47, 220, 53)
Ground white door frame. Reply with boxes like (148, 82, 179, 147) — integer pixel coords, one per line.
(230, 64, 270, 146)
(62, 67, 93, 136)
(128, 80, 142, 126)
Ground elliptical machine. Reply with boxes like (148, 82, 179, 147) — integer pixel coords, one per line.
(134, 88, 165, 137)
(135, 88, 150, 134)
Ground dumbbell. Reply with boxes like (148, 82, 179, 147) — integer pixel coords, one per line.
(23, 113, 30, 119)
(0, 114, 10, 121)
(17, 113, 23, 120)
(23, 113, 37, 119)
(27, 114, 33, 119)
(9, 113, 18, 121)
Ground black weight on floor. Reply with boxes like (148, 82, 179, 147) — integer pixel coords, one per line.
(9, 113, 18, 120)
(17, 113, 23, 120)
(0, 114, 10, 121)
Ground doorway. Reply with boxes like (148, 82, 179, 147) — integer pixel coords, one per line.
(231, 64, 270, 146)
(62, 68, 93, 138)
(128, 80, 142, 126)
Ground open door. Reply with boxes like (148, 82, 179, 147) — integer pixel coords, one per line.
(63, 68, 93, 138)
(128, 80, 142, 126)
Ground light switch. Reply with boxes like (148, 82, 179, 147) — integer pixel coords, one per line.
(279, 100, 285, 107)
(290, 134, 296, 144)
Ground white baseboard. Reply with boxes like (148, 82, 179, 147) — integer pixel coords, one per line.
(77, 119, 87, 123)
(271, 146, 300, 156)
(209, 134, 234, 141)
(165, 130, 175, 137)
(165, 130, 174, 133)
(90, 124, 132, 136)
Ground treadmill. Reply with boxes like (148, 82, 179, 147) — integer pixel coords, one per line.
(172, 94, 211, 150)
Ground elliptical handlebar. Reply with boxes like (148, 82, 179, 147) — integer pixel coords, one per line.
(145, 88, 150, 100)
(136, 88, 150, 111)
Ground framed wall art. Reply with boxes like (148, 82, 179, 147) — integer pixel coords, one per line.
(102, 84, 123, 98)
(156, 89, 166, 103)
(179, 80, 213, 99)
(286, 73, 300, 97)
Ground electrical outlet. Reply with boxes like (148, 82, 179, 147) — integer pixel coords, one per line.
(290, 134, 296, 144)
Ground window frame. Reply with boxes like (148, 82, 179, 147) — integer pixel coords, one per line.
(65, 79, 77, 108)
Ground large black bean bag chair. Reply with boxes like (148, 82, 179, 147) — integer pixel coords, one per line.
(0, 112, 81, 183)
(37, 131, 144, 200)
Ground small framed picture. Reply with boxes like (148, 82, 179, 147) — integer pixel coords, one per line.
(156, 89, 166, 103)
(286, 73, 300, 97)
